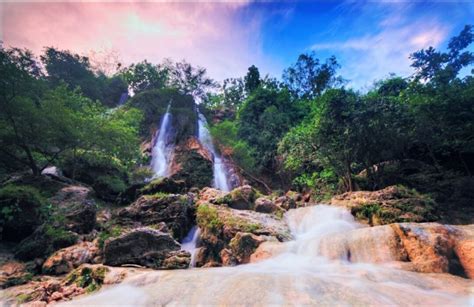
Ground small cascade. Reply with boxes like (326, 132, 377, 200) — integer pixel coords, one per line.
(197, 112, 231, 192)
(117, 92, 128, 106)
(181, 226, 201, 267)
(150, 103, 174, 177)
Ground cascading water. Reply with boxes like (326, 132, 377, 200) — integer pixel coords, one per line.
(181, 226, 201, 267)
(197, 111, 230, 192)
(150, 103, 173, 177)
(64, 205, 472, 306)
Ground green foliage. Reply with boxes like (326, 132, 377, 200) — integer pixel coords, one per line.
(122, 60, 169, 94)
(130, 166, 154, 185)
(238, 87, 302, 172)
(209, 120, 256, 172)
(244, 65, 261, 94)
(283, 52, 343, 99)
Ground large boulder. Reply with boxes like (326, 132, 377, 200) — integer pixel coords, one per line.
(196, 203, 291, 266)
(15, 225, 79, 261)
(42, 242, 99, 275)
(139, 177, 187, 195)
(331, 185, 437, 225)
(103, 228, 190, 269)
(117, 193, 194, 240)
(0, 185, 47, 242)
(317, 222, 474, 278)
(50, 186, 97, 234)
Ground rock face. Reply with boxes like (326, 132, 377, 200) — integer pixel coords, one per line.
(117, 194, 195, 240)
(331, 185, 437, 225)
(196, 203, 291, 267)
(50, 186, 97, 234)
(103, 228, 190, 269)
(42, 242, 99, 275)
(316, 222, 474, 277)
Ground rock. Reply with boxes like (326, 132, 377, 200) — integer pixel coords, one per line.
(229, 232, 264, 264)
(219, 185, 257, 210)
(170, 137, 214, 189)
(139, 177, 187, 195)
(15, 225, 79, 261)
(0, 261, 32, 289)
(42, 242, 99, 275)
(0, 185, 46, 242)
(318, 222, 474, 278)
(250, 241, 286, 263)
(331, 185, 437, 225)
(196, 203, 291, 266)
(103, 228, 190, 269)
(50, 186, 97, 234)
(274, 195, 296, 211)
(254, 197, 278, 213)
(198, 187, 228, 205)
(117, 193, 195, 240)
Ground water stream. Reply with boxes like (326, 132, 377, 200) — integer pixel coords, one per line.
(181, 226, 201, 267)
(66, 205, 472, 306)
(197, 112, 231, 192)
(150, 103, 174, 177)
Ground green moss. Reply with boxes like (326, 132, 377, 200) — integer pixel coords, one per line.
(197, 204, 223, 233)
(0, 184, 48, 226)
(98, 226, 123, 249)
(95, 175, 127, 194)
(65, 266, 108, 293)
(16, 293, 32, 304)
(173, 150, 213, 188)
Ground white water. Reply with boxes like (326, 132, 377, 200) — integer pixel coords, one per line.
(150, 103, 173, 177)
(181, 226, 201, 267)
(197, 112, 231, 191)
(65, 205, 473, 306)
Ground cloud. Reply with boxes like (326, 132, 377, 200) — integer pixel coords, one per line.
(1, 1, 271, 81)
(310, 19, 449, 89)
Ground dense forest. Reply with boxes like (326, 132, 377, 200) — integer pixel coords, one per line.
(2, 25, 473, 204)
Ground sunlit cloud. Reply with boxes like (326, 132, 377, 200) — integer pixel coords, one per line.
(1, 1, 273, 81)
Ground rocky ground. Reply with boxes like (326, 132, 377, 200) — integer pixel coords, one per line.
(0, 173, 473, 305)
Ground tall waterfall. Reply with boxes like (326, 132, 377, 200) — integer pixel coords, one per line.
(150, 103, 174, 177)
(197, 112, 231, 192)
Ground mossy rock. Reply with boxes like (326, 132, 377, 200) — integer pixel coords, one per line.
(215, 185, 257, 210)
(0, 185, 48, 242)
(172, 150, 213, 189)
(140, 177, 187, 195)
(15, 224, 79, 261)
(64, 265, 109, 293)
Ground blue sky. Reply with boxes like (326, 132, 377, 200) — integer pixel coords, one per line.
(3, 0, 473, 89)
(239, 1, 474, 89)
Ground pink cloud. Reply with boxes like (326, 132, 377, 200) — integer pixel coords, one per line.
(1, 2, 278, 80)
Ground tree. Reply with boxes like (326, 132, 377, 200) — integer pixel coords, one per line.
(41, 47, 104, 101)
(410, 24, 473, 86)
(238, 87, 301, 172)
(244, 65, 261, 94)
(283, 52, 342, 100)
(122, 60, 169, 94)
(167, 60, 217, 101)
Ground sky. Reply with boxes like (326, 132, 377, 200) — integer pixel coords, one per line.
(1, 0, 473, 89)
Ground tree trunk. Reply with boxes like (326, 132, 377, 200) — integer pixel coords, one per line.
(22, 145, 39, 176)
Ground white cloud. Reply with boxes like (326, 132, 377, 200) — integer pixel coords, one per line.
(310, 20, 450, 89)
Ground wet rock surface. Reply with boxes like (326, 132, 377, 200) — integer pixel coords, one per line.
(42, 242, 99, 275)
(103, 228, 190, 269)
(116, 193, 195, 240)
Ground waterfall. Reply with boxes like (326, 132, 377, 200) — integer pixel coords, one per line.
(197, 112, 231, 192)
(68, 205, 472, 306)
(117, 92, 128, 106)
(150, 103, 174, 177)
(181, 226, 201, 267)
